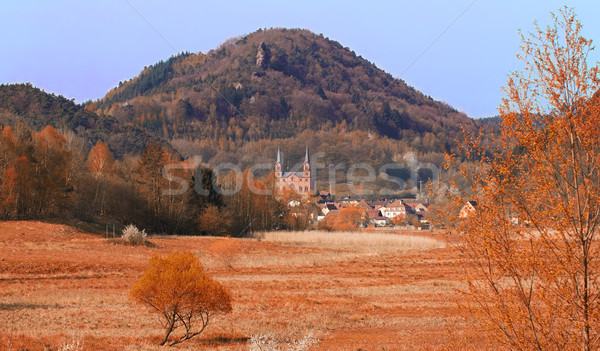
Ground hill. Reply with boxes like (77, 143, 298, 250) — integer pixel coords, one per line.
(0, 83, 163, 158)
(0, 28, 489, 196)
(92, 28, 478, 167)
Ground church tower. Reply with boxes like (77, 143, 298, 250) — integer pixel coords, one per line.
(275, 147, 283, 178)
(303, 147, 310, 178)
(275, 146, 312, 196)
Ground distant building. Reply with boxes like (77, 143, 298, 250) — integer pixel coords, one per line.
(366, 209, 388, 227)
(317, 191, 332, 203)
(275, 147, 313, 196)
(381, 200, 409, 218)
(459, 200, 478, 218)
(405, 202, 428, 214)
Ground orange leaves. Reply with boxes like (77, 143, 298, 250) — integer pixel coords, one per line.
(197, 205, 231, 236)
(391, 213, 406, 226)
(36, 125, 65, 150)
(0, 166, 17, 210)
(320, 207, 366, 231)
(86, 140, 114, 176)
(453, 7, 600, 350)
(0, 124, 72, 218)
(129, 251, 232, 346)
(1, 125, 16, 151)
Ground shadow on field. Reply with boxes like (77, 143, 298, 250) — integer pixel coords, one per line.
(0, 302, 62, 311)
(106, 238, 157, 248)
(200, 335, 250, 346)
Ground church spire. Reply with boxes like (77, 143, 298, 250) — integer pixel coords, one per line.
(304, 147, 309, 164)
(275, 147, 283, 177)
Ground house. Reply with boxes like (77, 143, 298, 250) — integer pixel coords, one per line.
(459, 200, 478, 218)
(317, 191, 332, 203)
(321, 202, 341, 216)
(366, 209, 388, 227)
(368, 199, 389, 208)
(381, 200, 409, 218)
(356, 199, 374, 210)
(339, 195, 362, 204)
(405, 202, 428, 214)
(275, 147, 313, 196)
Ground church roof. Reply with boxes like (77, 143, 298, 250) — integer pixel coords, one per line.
(282, 171, 306, 178)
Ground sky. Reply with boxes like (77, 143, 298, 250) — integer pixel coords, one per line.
(1, 1, 599, 118)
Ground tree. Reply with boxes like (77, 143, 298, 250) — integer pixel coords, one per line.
(137, 141, 172, 231)
(190, 166, 224, 211)
(85, 140, 115, 216)
(185, 166, 226, 234)
(86, 140, 114, 175)
(32, 126, 72, 216)
(319, 207, 366, 231)
(391, 213, 406, 226)
(130, 251, 232, 346)
(452, 8, 600, 349)
(225, 169, 282, 235)
(197, 205, 231, 236)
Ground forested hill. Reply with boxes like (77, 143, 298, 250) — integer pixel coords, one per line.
(0, 28, 488, 174)
(0, 83, 162, 158)
(93, 28, 476, 154)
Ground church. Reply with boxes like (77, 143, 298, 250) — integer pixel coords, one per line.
(275, 147, 313, 196)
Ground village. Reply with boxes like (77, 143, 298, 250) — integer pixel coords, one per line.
(314, 192, 431, 229)
(274, 147, 437, 229)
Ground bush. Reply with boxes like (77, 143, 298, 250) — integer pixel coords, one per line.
(130, 251, 232, 346)
(121, 224, 147, 244)
(57, 335, 83, 351)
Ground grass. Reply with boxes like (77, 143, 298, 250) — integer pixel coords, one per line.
(254, 230, 445, 251)
(0, 221, 490, 350)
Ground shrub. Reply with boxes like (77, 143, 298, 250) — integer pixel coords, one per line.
(121, 224, 147, 244)
(57, 335, 83, 351)
(130, 251, 232, 346)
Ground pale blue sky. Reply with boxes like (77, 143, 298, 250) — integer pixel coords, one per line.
(1, 1, 598, 118)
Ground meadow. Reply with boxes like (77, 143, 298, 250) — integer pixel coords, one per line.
(0, 221, 491, 350)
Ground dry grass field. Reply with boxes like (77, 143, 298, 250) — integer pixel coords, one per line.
(0, 221, 493, 350)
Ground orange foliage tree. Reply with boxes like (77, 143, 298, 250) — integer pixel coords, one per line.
(85, 140, 115, 216)
(0, 124, 72, 218)
(452, 8, 600, 349)
(86, 140, 114, 175)
(130, 251, 232, 346)
(391, 213, 406, 226)
(32, 126, 72, 215)
(320, 207, 366, 231)
(197, 205, 231, 236)
(137, 141, 167, 220)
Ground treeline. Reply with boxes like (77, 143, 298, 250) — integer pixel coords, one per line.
(105, 52, 193, 104)
(0, 123, 306, 235)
